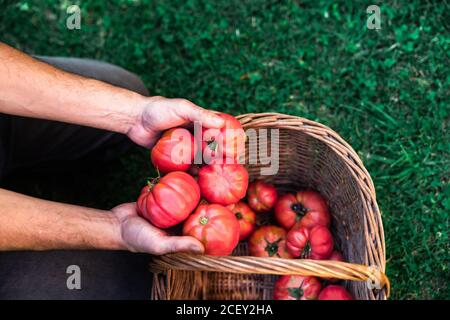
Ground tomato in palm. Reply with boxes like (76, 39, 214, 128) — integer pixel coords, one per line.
(136, 171, 200, 228)
(247, 180, 278, 213)
(151, 128, 196, 173)
(318, 285, 354, 300)
(274, 275, 322, 300)
(274, 190, 330, 230)
(198, 163, 249, 205)
(248, 226, 292, 258)
(226, 201, 256, 241)
(202, 113, 246, 163)
(286, 225, 333, 260)
(182, 203, 240, 256)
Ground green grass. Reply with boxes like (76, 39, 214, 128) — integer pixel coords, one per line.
(1, 0, 449, 299)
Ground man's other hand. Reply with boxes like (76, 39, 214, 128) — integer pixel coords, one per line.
(112, 202, 204, 255)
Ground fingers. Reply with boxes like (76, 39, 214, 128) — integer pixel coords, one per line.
(120, 215, 205, 255)
(174, 99, 224, 129)
(157, 235, 205, 255)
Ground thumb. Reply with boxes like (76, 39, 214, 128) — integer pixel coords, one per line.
(176, 102, 224, 128)
(159, 235, 205, 255)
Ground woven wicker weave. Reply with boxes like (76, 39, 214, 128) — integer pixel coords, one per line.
(150, 113, 389, 300)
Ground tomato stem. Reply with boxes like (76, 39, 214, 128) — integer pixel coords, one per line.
(291, 202, 308, 220)
(146, 169, 162, 190)
(207, 139, 219, 152)
(235, 212, 243, 220)
(200, 217, 209, 225)
(264, 238, 282, 257)
(301, 241, 311, 259)
(288, 280, 305, 300)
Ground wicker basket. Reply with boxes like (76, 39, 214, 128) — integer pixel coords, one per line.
(150, 113, 389, 300)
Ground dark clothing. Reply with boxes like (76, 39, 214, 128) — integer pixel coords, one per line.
(0, 56, 152, 299)
(0, 251, 152, 300)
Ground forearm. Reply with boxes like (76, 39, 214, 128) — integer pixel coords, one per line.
(0, 42, 145, 134)
(0, 188, 125, 251)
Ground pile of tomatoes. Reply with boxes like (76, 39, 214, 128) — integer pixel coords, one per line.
(242, 183, 354, 300)
(136, 112, 354, 300)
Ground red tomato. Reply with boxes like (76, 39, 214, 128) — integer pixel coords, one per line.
(274, 275, 322, 300)
(182, 203, 240, 256)
(226, 202, 256, 241)
(286, 225, 334, 260)
(151, 128, 196, 173)
(326, 250, 345, 283)
(198, 163, 249, 205)
(247, 180, 278, 213)
(318, 285, 354, 300)
(202, 113, 246, 163)
(248, 226, 292, 258)
(136, 171, 200, 228)
(274, 190, 330, 230)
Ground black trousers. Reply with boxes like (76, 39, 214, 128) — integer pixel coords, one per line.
(0, 57, 152, 299)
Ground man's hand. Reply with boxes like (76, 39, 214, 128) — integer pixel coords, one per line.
(0, 188, 205, 254)
(0, 43, 224, 149)
(0, 43, 216, 254)
(112, 202, 204, 255)
(127, 96, 225, 148)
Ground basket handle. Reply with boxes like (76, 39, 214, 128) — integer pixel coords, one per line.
(150, 253, 390, 298)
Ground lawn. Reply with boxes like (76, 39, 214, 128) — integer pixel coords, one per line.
(0, 0, 449, 299)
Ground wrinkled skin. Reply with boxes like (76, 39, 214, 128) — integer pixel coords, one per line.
(201, 113, 246, 164)
(198, 163, 249, 205)
(275, 190, 330, 230)
(247, 180, 278, 213)
(182, 204, 240, 256)
(274, 275, 322, 300)
(227, 201, 256, 241)
(137, 171, 200, 229)
(318, 285, 354, 300)
(248, 225, 292, 258)
(286, 225, 334, 260)
(151, 128, 196, 173)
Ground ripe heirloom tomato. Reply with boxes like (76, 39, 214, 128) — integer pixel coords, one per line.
(274, 190, 330, 230)
(226, 201, 256, 241)
(248, 226, 292, 258)
(202, 113, 246, 163)
(182, 204, 240, 256)
(274, 275, 322, 300)
(137, 171, 200, 228)
(151, 128, 196, 174)
(318, 285, 354, 300)
(286, 225, 333, 260)
(198, 163, 249, 205)
(247, 180, 278, 213)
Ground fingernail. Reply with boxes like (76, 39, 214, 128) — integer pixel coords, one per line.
(190, 245, 204, 254)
